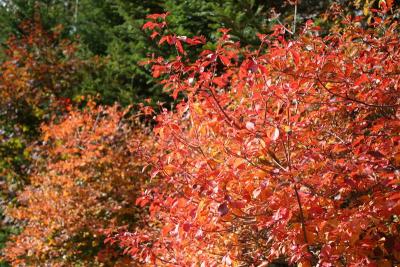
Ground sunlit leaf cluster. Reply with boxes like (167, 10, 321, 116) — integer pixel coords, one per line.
(3, 102, 151, 266)
(115, 7, 400, 266)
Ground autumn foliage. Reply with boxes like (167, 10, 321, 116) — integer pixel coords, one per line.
(114, 8, 400, 266)
(3, 102, 151, 266)
(0, 19, 86, 195)
(2, 2, 400, 267)
(0, 20, 84, 108)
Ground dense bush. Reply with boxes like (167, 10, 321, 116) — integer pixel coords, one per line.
(114, 5, 400, 266)
(0, 19, 86, 188)
(3, 102, 151, 265)
(0, 21, 90, 264)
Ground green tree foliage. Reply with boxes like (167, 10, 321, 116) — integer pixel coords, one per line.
(0, 0, 336, 105)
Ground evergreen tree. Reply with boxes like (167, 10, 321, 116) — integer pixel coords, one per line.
(0, 0, 336, 105)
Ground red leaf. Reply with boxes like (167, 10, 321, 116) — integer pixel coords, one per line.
(142, 21, 160, 30)
(321, 61, 336, 73)
(175, 40, 185, 54)
(258, 64, 268, 75)
(159, 35, 172, 45)
(185, 36, 206, 45)
(291, 50, 300, 66)
(183, 222, 191, 232)
(219, 55, 230, 66)
(355, 74, 369, 86)
(213, 77, 227, 87)
(146, 13, 169, 20)
(150, 31, 159, 39)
